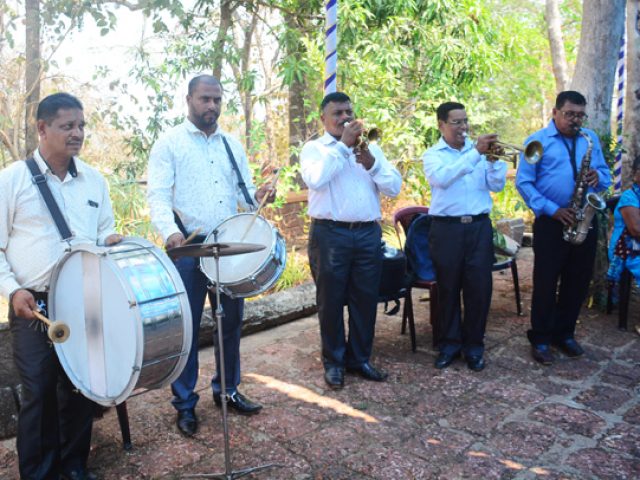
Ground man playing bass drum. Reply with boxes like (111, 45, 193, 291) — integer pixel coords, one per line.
(516, 91, 611, 365)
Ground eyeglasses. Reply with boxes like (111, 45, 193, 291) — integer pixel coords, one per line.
(446, 118, 469, 126)
(560, 110, 588, 120)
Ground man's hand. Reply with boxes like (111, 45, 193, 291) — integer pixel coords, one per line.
(11, 289, 37, 320)
(255, 184, 277, 205)
(166, 232, 185, 250)
(105, 234, 124, 246)
(585, 169, 599, 187)
(341, 120, 364, 148)
(475, 134, 499, 155)
(552, 207, 576, 227)
(355, 146, 375, 170)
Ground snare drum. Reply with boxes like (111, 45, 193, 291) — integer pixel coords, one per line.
(200, 213, 286, 298)
(49, 238, 192, 406)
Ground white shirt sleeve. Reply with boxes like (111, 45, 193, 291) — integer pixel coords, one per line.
(147, 137, 182, 241)
(300, 140, 350, 190)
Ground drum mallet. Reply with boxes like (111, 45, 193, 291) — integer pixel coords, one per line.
(32, 309, 71, 343)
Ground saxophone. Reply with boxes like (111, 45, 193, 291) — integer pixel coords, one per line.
(562, 130, 606, 245)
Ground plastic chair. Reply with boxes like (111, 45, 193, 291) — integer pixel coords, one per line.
(393, 206, 439, 351)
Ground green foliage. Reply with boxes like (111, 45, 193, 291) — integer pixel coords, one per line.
(271, 247, 311, 291)
(491, 178, 530, 222)
(108, 178, 158, 241)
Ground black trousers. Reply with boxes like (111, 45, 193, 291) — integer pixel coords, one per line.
(10, 295, 93, 480)
(308, 221, 382, 369)
(529, 215, 598, 345)
(428, 216, 494, 356)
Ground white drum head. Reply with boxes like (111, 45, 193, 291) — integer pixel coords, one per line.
(201, 214, 274, 284)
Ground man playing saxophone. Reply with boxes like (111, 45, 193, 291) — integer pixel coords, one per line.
(516, 91, 611, 365)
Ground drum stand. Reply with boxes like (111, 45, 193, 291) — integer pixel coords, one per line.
(184, 231, 279, 480)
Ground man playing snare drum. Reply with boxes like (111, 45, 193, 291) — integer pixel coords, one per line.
(147, 75, 275, 437)
(0, 92, 123, 480)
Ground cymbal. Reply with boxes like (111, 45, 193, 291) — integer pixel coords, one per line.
(167, 242, 266, 258)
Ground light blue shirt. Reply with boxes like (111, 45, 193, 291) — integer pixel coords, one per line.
(422, 137, 507, 216)
(515, 120, 611, 218)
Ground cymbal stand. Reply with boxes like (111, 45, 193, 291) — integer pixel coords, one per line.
(183, 230, 278, 479)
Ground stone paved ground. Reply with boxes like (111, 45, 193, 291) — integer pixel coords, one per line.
(1, 247, 639, 479)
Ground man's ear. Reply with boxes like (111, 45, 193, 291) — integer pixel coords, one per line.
(36, 119, 47, 138)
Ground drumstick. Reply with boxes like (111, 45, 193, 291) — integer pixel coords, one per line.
(32, 309, 53, 326)
(240, 169, 281, 241)
(32, 309, 71, 343)
(184, 228, 202, 245)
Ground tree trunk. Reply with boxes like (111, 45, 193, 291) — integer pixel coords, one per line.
(571, 0, 626, 135)
(545, 0, 570, 92)
(24, 0, 41, 157)
(212, 0, 234, 80)
(283, 12, 312, 174)
(623, 0, 640, 189)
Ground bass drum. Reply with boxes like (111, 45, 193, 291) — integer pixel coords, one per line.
(49, 238, 192, 406)
(200, 213, 286, 298)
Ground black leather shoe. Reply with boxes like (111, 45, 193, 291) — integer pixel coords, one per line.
(346, 363, 388, 382)
(176, 408, 198, 436)
(554, 338, 585, 358)
(531, 344, 554, 365)
(465, 355, 486, 372)
(61, 469, 98, 480)
(324, 367, 345, 389)
(214, 391, 263, 415)
(434, 351, 460, 369)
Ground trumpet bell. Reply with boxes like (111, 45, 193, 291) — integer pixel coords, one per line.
(48, 321, 70, 343)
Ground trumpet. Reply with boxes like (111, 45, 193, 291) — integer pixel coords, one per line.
(344, 122, 382, 150)
(32, 309, 70, 343)
(464, 133, 542, 166)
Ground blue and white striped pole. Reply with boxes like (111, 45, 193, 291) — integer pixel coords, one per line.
(614, 34, 625, 194)
(324, 0, 337, 95)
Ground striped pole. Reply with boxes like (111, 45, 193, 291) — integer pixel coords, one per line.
(324, 0, 337, 95)
(614, 33, 625, 194)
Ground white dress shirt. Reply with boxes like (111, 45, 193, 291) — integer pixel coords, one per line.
(422, 137, 507, 216)
(147, 120, 257, 241)
(300, 133, 402, 221)
(0, 150, 117, 298)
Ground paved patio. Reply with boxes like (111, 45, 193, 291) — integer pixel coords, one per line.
(1, 247, 639, 479)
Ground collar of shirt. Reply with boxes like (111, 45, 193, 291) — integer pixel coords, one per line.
(34, 149, 81, 181)
(184, 119, 228, 140)
(433, 136, 475, 154)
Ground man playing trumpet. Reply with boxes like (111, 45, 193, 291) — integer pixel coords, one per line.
(422, 101, 507, 371)
(301, 92, 402, 389)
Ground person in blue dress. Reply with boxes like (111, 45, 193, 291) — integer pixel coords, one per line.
(608, 159, 640, 289)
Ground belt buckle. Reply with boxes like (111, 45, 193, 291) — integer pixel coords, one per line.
(461, 215, 472, 224)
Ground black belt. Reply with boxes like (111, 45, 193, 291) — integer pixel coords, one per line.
(431, 213, 489, 224)
(313, 219, 377, 229)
